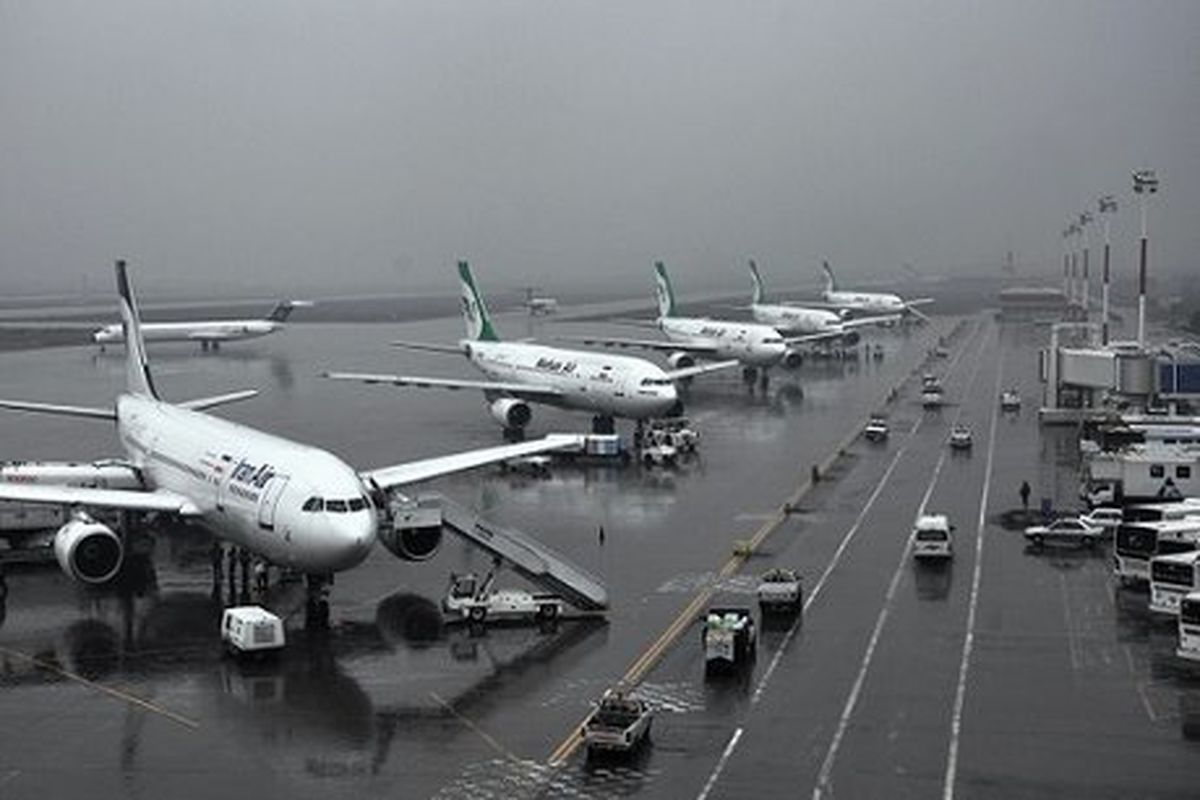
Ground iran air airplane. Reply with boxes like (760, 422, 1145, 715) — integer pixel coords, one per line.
(819, 260, 933, 321)
(747, 260, 898, 345)
(0, 261, 582, 596)
(323, 261, 724, 438)
(566, 261, 802, 388)
(93, 299, 312, 350)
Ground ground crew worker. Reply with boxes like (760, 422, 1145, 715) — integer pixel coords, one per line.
(1019, 480, 1031, 512)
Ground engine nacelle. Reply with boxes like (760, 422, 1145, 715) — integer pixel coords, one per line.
(378, 523, 443, 562)
(782, 349, 804, 369)
(489, 397, 532, 429)
(54, 513, 123, 584)
(667, 352, 696, 370)
(841, 330, 861, 347)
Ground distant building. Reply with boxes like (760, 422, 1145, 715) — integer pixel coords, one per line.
(998, 286, 1067, 322)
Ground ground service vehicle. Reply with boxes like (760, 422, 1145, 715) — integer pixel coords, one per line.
(1177, 592, 1200, 663)
(1149, 551, 1200, 616)
(757, 568, 803, 614)
(442, 571, 563, 624)
(582, 689, 653, 757)
(221, 606, 286, 657)
(702, 607, 756, 674)
(1024, 517, 1103, 549)
(911, 514, 954, 560)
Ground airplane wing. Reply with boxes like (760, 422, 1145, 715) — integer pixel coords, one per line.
(662, 359, 743, 381)
(392, 340, 468, 355)
(179, 389, 259, 411)
(558, 334, 720, 356)
(0, 398, 116, 420)
(186, 329, 249, 342)
(907, 298, 935, 306)
(0, 483, 201, 515)
(784, 330, 846, 345)
(841, 313, 902, 329)
(322, 371, 564, 402)
(361, 433, 585, 490)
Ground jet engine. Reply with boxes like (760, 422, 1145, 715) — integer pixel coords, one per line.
(667, 352, 696, 370)
(489, 397, 532, 429)
(841, 330, 861, 347)
(782, 349, 804, 369)
(54, 512, 124, 584)
(378, 521, 443, 562)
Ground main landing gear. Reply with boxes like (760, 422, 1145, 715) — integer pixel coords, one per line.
(306, 573, 332, 630)
(742, 366, 770, 392)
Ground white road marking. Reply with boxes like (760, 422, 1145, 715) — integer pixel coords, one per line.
(941, 333, 1004, 800)
(696, 727, 743, 800)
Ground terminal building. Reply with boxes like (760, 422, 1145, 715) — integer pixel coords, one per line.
(997, 286, 1067, 323)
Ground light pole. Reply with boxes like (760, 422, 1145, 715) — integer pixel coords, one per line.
(1061, 226, 1073, 303)
(1132, 169, 1159, 348)
(1078, 211, 1093, 315)
(1098, 195, 1117, 344)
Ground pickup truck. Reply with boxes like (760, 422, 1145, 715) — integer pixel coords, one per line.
(702, 607, 756, 674)
(442, 571, 563, 624)
(582, 689, 653, 757)
(757, 568, 803, 614)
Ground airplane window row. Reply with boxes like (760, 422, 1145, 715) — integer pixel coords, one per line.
(301, 496, 371, 513)
(640, 377, 673, 386)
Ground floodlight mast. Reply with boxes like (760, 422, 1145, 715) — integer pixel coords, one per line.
(1098, 195, 1117, 344)
(1078, 211, 1093, 314)
(1132, 169, 1159, 348)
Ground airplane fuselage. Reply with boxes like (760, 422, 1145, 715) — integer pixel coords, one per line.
(464, 341, 679, 418)
(115, 394, 375, 573)
(751, 303, 844, 336)
(94, 320, 282, 345)
(659, 317, 786, 367)
(821, 290, 905, 314)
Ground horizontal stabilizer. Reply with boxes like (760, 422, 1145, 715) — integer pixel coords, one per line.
(179, 389, 259, 411)
(0, 483, 200, 515)
(391, 340, 468, 355)
(323, 371, 563, 399)
(362, 433, 585, 490)
(0, 398, 115, 420)
(663, 359, 743, 381)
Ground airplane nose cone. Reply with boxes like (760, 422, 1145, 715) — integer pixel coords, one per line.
(319, 513, 377, 572)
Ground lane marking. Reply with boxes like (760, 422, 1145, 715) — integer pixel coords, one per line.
(941, 330, 1004, 800)
(0, 645, 199, 730)
(1060, 573, 1082, 673)
(696, 727, 743, 800)
(813, 324, 991, 800)
(429, 691, 523, 763)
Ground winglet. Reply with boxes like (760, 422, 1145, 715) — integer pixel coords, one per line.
(457, 261, 500, 341)
(748, 259, 764, 305)
(653, 261, 676, 318)
(822, 260, 837, 294)
(115, 260, 159, 399)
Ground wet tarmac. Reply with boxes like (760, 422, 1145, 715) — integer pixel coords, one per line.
(0, 300, 1197, 798)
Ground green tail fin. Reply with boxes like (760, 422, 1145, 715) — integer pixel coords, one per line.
(748, 259, 765, 305)
(653, 261, 677, 318)
(457, 261, 500, 341)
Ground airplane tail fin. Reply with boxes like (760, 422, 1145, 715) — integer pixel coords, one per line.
(748, 259, 765, 305)
(653, 261, 677, 318)
(114, 260, 160, 400)
(265, 300, 303, 322)
(822, 260, 838, 294)
(457, 261, 500, 341)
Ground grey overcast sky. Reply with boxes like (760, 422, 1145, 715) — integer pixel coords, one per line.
(2, 1, 1198, 297)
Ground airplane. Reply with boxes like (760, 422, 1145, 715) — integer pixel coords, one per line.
(93, 299, 313, 351)
(564, 261, 804, 389)
(818, 261, 933, 321)
(323, 261, 725, 439)
(746, 260, 899, 345)
(523, 287, 559, 315)
(0, 261, 584, 625)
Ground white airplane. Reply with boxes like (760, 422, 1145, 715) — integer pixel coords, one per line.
(0, 261, 583, 620)
(565, 261, 802, 389)
(93, 299, 312, 350)
(819, 261, 933, 321)
(323, 261, 723, 438)
(747, 260, 898, 345)
(523, 287, 559, 315)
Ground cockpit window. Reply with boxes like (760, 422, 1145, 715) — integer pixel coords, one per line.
(326, 499, 349, 513)
(302, 497, 324, 512)
(348, 497, 368, 512)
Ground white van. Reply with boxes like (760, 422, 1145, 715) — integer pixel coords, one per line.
(912, 514, 954, 560)
(221, 606, 285, 656)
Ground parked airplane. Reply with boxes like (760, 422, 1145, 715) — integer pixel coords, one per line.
(565, 261, 803, 389)
(93, 299, 312, 350)
(819, 261, 933, 321)
(0, 261, 582, 624)
(747, 260, 898, 344)
(523, 287, 559, 315)
(323, 262, 721, 438)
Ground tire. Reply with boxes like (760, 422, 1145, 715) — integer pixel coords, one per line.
(538, 603, 558, 620)
(468, 606, 487, 623)
(1032, 534, 1044, 548)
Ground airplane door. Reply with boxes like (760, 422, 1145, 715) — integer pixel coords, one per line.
(257, 476, 290, 530)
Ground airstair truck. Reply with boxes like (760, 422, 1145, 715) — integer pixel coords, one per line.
(702, 607, 756, 674)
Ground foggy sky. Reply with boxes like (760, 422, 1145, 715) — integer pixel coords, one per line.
(2, 1, 1198, 299)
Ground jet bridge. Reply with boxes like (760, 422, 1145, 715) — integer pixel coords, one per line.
(388, 493, 608, 612)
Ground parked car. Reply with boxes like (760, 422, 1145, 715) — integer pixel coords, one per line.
(1023, 517, 1104, 549)
(1080, 507, 1123, 532)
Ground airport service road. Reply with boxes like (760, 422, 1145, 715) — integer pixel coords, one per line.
(682, 319, 1200, 800)
(0, 305, 948, 800)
